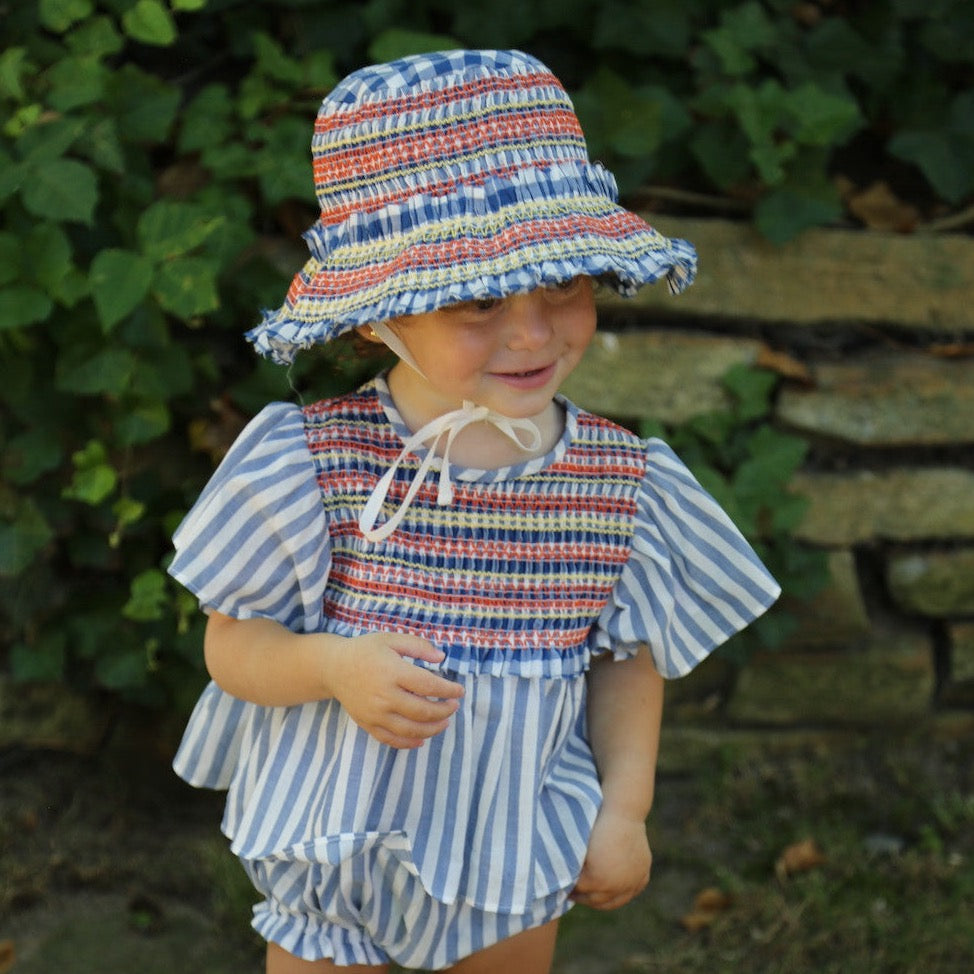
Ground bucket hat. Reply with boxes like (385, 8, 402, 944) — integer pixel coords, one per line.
(247, 48, 697, 365)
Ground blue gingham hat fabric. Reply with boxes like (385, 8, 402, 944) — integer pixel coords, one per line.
(247, 49, 697, 364)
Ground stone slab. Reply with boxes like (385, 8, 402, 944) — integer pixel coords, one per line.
(606, 216, 974, 332)
(776, 353, 974, 445)
(790, 468, 974, 545)
(779, 550, 871, 648)
(561, 330, 762, 424)
(887, 549, 974, 617)
(725, 626, 934, 726)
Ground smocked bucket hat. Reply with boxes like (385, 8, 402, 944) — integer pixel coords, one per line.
(247, 48, 697, 364)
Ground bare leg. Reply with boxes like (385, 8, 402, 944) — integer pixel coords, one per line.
(266, 941, 389, 974)
(447, 918, 559, 974)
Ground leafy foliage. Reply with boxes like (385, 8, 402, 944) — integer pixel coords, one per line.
(0, 0, 968, 706)
(641, 365, 830, 663)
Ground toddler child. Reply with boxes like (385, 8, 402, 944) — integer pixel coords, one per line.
(169, 48, 780, 974)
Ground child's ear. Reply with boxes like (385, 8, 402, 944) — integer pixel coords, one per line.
(355, 324, 383, 344)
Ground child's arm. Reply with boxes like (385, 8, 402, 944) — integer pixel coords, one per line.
(571, 644, 664, 911)
(203, 611, 464, 749)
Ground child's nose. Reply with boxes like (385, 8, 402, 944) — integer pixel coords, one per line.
(504, 292, 554, 350)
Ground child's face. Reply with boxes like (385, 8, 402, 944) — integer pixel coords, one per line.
(386, 277, 597, 422)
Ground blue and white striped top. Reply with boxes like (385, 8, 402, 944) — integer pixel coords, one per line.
(169, 375, 779, 915)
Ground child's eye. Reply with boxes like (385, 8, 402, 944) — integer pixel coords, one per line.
(543, 277, 586, 299)
(445, 296, 502, 316)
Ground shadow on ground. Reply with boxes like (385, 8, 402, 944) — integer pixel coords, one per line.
(2, 713, 972, 974)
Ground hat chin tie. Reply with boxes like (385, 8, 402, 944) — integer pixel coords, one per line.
(369, 321, 426, 378)
(359, 400, 543, 543)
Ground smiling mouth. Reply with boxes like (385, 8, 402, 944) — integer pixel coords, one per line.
(501, 364, 553, 377)
(490, 363, 557, 388)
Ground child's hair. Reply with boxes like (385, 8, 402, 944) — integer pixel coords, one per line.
(247, 49, 696, 366)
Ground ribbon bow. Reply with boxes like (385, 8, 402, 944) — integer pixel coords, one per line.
(359, 401, 543, 543)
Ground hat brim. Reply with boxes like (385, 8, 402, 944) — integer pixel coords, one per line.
(247, 162, 696, 364)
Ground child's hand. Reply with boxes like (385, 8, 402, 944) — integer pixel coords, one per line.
(570, 806, 652, 911)
(326, 632, 464, 749)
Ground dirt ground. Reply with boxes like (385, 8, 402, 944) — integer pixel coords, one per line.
(2, 712, 972, 974)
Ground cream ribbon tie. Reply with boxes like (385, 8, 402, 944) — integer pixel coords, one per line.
(359, 401, 543, 543)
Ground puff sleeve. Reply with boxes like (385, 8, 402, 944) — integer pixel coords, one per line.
(590, 438, 781, 678)
(168, 402, 330, 633)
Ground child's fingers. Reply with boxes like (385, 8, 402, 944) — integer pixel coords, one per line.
(363, 704, 456, 749)
(399, 666, 465, 702)
(388, 633, 448, 664)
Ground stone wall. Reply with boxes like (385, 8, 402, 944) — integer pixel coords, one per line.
(564, 217, 974, 731)
(4, 217, 972, 756)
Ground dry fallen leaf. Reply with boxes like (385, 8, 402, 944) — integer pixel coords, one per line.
(680, 886, 733, 931)
(775, 837, 826, 880)
(188, 398, 249, 463)
(0, 940, 15, 974)
(929, 342, 974, 360)
(755, 345, 814, 385)
(847, 181, 919, 233)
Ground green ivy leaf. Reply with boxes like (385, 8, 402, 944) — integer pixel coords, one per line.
(769, 491, 810, 534)
(0, 285, 53, 329)
(89, 248, 155, 331)
(0, 150, 25, 204)
(65, 15, 125, 57)
(54, 267, 90, 307)
(702, 1, 775, 76)
(78, 117, 126, 174)
(63, 439, 117, 505)
(2, 427, 63, 486)
(21, 157, 98, 225)
(39, 0, 94, 32)
(115, 399, 171, 445)
(252, 31, 304, 86)
(113, 496, 146, 525)
(0, 233, 21, 285)
(122, 0, 178, 46)
(256, 118, 314, 204)
(690, 121, 751, 190)
(152, 257, 220, 319)
(122, 568, 168, 621)
(104, 64, 180, 144)
(95, 648, 149, 690)
(24, 224, 74, 295)
(178, 84, 234, 153)
(137, 200, 225, 260)
(62, 465, 118, 507)
(724, 80, 792, 184)
(10, 635, 67, 682)
(722, 363, 777, 421)
(747, 426, 809, 478)
(574, 69, 663, 161)
(46, 55, 109, 112)
(786, 83, 862, 147)
(754, 185, 842, 243)
(0, 500, 54, 576)
(888, 130, 974, 203)
(0, 47, 33, 101)
(14, 115, 87, 164)
(56, 347, 136, 395)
